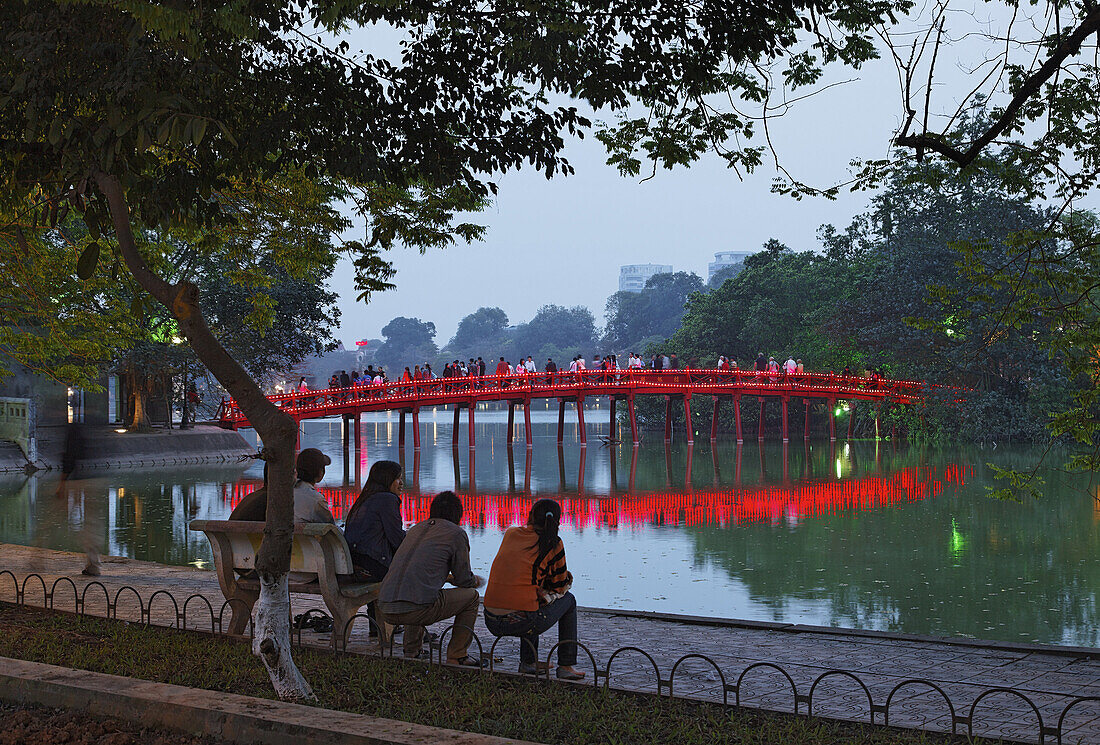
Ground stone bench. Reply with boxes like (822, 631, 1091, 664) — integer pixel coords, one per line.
(188, 519, 388, 646)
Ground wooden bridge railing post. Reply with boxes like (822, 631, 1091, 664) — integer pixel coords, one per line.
(683, 395, 693, 445)
(734, 394, 742, 444)
(576, 396, 586, 446)
(628, 396, 639, 445)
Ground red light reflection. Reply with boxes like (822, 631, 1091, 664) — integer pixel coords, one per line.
(222, 464, 970, 530)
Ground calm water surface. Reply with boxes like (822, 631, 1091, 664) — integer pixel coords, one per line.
(2, 404, 1098, 647)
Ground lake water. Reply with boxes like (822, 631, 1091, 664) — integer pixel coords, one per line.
(2, 404, 1098, 647)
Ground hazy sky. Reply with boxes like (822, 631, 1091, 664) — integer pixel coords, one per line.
(323, 13, 1027, 350)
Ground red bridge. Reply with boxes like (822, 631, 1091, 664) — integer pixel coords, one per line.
(217, 370, 955, 446)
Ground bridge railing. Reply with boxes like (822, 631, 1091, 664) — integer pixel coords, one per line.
(218, 370, 949, 426)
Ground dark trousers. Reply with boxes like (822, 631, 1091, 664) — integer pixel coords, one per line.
(484, 592, 578, 666)
(352, 554, 389, 635)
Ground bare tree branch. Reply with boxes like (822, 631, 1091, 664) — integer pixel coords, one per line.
(897, 7, 1100, 166)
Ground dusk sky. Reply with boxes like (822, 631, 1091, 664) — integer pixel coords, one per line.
(326, 8, 1089, 350)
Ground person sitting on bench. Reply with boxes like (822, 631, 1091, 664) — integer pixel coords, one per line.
(378, 491, 485, 667)
(483, 498, 584, 680)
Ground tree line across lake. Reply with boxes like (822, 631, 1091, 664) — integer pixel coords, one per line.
(360, 134, 1080, 445)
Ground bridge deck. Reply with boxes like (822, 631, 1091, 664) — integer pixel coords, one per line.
(218, 370, 952, 431)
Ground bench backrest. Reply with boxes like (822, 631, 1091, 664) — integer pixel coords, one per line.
(188, 520, 354, 576)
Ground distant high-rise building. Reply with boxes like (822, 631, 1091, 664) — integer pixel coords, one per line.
(708, 251, 752, 282)
(619, 263, 673, 292)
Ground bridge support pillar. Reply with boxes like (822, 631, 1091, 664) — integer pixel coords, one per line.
(711, 397, 719, 441)
(733, 395, 742, 444)
(683, 395, 693, 444)
(847, 402, 855, 440)
(664, 396, 673, 443)
(576, 396, 586, 446)
(628, 396, 639, 445)
(412, 408, 420, 450)
(468, 403, 475, 448)
(399, 411, 406, 450)
(453, 406, 461, 447)
(758, 399, 765, 440)
(804, 399, 811, 440)
(343, 413, 350, 454)
(354, 414, 361, 458)
(524, 399, 532, 447)
(828, 398, 836, 441)
(609, 398, 616, 441)
(557, 400, 566, 445)
(507, 402, 515, 446)
(781, 396, 789, 443)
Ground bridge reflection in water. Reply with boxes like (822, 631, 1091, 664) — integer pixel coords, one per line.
(224, 446, 972, 529)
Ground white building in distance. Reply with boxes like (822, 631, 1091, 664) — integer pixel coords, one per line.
(708, 251, 753, 283)
(619, 263, 673, 292)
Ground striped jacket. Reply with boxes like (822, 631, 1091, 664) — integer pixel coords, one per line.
(484, 526, 573, 612)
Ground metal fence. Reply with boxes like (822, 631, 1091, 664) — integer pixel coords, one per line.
(2, 570, 1097, 745)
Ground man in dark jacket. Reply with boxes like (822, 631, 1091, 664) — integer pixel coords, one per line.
(378, 492, 484, 666)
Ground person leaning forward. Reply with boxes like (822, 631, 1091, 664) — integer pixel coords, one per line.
(378, 491, 486, 667)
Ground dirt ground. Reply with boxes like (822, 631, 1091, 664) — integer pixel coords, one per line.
(0, 703, 227, 745)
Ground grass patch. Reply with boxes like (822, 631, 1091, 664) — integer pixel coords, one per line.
(0, 603, 1000, 745)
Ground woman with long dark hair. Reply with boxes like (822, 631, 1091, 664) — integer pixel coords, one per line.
(344, 460, 405, 582)
(483, 498, 584, 679)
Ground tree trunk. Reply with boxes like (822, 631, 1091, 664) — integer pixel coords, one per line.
(126, 365, 153, 433)
(95, 172, 314, 702)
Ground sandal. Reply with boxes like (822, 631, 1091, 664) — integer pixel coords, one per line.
(310, 615, 333, 633)
(450, 655, 489, 668)
(518, 661, 552, 675)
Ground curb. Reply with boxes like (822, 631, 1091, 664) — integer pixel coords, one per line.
(0, 657, 541, 745)
(581, 605, 1100, 659)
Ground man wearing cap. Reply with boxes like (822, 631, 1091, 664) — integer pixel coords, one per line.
(294, 448, 335, 524)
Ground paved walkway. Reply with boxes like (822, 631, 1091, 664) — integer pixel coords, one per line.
(3, 543, 1100, 744)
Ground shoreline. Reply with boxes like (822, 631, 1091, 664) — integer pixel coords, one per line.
(3, 542, 1099, 744)
(0, 424, 255, 474)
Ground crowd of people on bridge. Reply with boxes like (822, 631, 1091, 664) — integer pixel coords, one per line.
(229, 452, 585, 679)
(287, 350, 887, 398)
